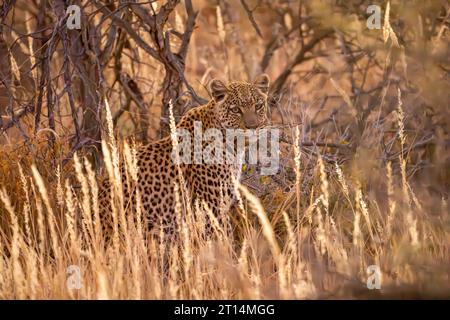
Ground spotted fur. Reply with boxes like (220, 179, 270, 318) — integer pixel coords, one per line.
(98, 74, 270, 240)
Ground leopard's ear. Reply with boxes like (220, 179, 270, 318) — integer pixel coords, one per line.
(253, 73, 270, 94)
(209, 79, 227, 103)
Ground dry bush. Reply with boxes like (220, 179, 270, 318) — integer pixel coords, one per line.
(0, 0, 449, 299)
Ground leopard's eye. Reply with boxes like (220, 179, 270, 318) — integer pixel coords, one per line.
(230, 106, 241, 114)
(256, 102, 265, 111)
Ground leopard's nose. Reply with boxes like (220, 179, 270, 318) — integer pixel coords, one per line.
(243, 113, 258, 129)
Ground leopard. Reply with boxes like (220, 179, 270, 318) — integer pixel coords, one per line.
(98, 74, 271, 242)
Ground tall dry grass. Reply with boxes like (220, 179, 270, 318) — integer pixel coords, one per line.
(0, 92, 448, 299)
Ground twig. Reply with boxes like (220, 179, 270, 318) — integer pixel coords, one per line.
(270, 29, 334, 95)
(240, 0, 262, 38)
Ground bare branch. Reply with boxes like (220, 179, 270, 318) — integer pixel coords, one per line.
(270, 29, 334, 96)
(240, 0, 263, 38)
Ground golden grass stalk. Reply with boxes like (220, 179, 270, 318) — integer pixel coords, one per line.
(304, 194, 321, 225)
(352, 194, 362, 249)
(396, 88, 406, 150)
(201, 201, 226, 239)
(102, 97, 126, 252)
(238, 184, 288, 298)
(101, 139, 120, 252)
(383, 1, 400, 47)
(84, 157, 102, 247)
(123, 141, 145, 251)
(282, 210, 298, 283)
(335, 162, 349, 198)
(31, 165, 62, 262)
(0, 188, 25, 298)
(64, 179, 80, 255)
(55, 165, 64, 207)
(216, 5, 226, 44)
(330, 78, 355, 112)
(168, 99, 191, 216)
(238, 238, 249, 275)
(395, 90, 419, 247)
(168, 244, 180, 299)
(314, 204, 327, 257)
(317, 155, 329, 214)
(181, 207, 195, 297)
(356, 185, 375, 244)
(238, 184, 281, 257)
(385, 161, 396, 239)
(28, 179, 45, 266)
(293, 125, 302, 225)
(73, 154, 95, 244)
(18, 164, 32, 245)
(95, 268, 110, 299)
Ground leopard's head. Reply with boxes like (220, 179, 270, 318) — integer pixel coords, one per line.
(209, 74, 270, 130)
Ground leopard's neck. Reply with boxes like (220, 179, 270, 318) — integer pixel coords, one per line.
(176, 102, 220, 133)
